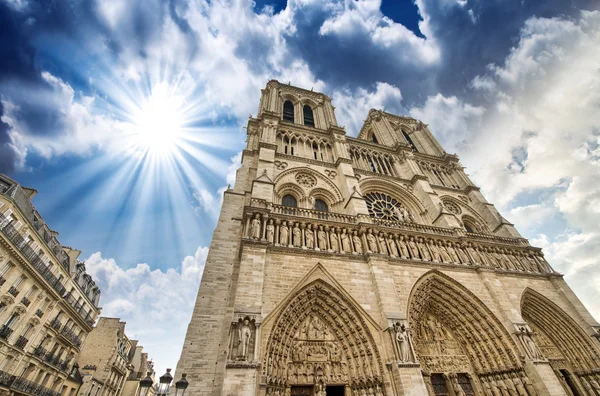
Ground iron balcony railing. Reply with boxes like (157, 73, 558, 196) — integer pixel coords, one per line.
(60, 326, 82, 348)
(33, 345, 47, 359)
(0, 218, 66, 297)
(35, 309, 43, 318)
(0, 277, 5, 287)
(49, 317, 62, 332)
(7, 286, 19, 297)
(20, 297, 30, 307)
(11, 375, 61, 396)
(14, 335, 28, 349)
(0, 325, 13, 340)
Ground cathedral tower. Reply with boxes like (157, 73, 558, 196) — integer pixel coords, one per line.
(176, 81, 600, 396)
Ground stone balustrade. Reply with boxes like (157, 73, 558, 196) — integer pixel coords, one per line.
(242, 207, 554, 275)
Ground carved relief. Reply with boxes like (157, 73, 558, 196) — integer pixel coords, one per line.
(441, 199, 461, 215)
(275, 161, 288, 170)
(296, 173, 317, 188)
(229, 316, 257, 362)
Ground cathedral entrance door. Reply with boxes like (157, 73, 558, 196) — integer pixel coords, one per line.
(325, 385, 345, 396)
(291, 385, 314, 396)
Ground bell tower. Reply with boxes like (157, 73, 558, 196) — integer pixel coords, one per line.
(176, 81, 600, 396)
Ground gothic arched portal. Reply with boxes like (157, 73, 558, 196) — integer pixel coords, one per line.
(263, 279, 385, 395)
(521, 288, 600, 395)
(407, 270, 536, 396)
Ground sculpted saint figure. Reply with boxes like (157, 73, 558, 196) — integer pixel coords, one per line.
(377, 232, 388, 255)
(519, 327, 544, 360)
(251, 214, 261, 239)
(266, 219, 274, 243)
(451, 376, 466, 396)
(387, 234, 398, 257)
(408, 237, 420, 259)
(352, 231, 362, 254)
(397, 236, 409, 258)
(318, 227, 327, 250)
(341, 229, 351, 253)
(237, 319, 252, 360)
(439, 241, 451, 263)
(417, 238, 431, 261)
(366, 230, 378, 253)
(428, 240, 441, 262)
(446, 242, 459, 263)
(394, 323, 411, 362)
(293, 224, 301, 247)
(305, 225, 314, 249)
(330, 231, 339, 252)
(456, 244, 471, 264)
(280, 221, 289, 246)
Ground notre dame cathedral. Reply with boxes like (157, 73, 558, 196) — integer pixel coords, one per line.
(175, 81, 600, 396)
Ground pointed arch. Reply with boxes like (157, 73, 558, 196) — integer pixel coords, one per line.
(521, 288, 600, 373)
(262, 275, 384, 392)
(274, 167, 344, 204)
(407, 270, 521, 373)
(359, 177, 428, 223)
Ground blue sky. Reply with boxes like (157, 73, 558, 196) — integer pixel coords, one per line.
(1, 0, 600, 380)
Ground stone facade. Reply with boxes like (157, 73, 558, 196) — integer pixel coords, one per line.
(0, 175, 101, 396)
(121, 345, 155, 396)
(77, 317, 135, 396)
(176, 81, 600, 396)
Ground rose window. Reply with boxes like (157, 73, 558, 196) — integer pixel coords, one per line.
(365, 192, 413, 222)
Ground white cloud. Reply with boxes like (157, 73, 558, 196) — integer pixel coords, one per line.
(85, 246, 208, 378)
(332, 82, 404, 135)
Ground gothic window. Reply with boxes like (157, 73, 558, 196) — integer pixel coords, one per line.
(312, 142, 319, 159)
(314, 199, 328, 212)
(372, 133, 379, 144)
(282, 194, 297, 208)
(290, 137, 296, 156)
(364, 192, 413, 222)
(463, 221, 475, 233)
(303, 105, 314, 127)
(402, 130, 418, 152)
(283, 136, 290, 154)
(457, 374, 475, 396)
(283, 100, 294, 123)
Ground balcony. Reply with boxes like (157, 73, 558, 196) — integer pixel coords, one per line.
(63, 292, 96, 327)
(60, 326, 82, 348)
(0, 369, 14, 388)
(34, 345, 47, 359)
(11, 376, 61, 396)
(0, 277, 5, 287)
(0, 219, 67, 297)
(8, 286, 19, 297)
(49, 317, 62, 332)
(35, 309, 43, 318)
(14, 335, 28, 349)
(20, 297, 30, 307)
(0, 325, 13, 340)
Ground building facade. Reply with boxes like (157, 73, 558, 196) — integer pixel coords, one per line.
(121, 344, 155, 396)
(77, 317, 135, 396)
(176, 81, 600, 396)
(0, 175, 101, 396)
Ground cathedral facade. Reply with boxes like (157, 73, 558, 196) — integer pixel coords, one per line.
(176, 81, 600, 396)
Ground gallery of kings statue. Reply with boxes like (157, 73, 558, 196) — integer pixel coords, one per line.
(175, 81, 600, 396)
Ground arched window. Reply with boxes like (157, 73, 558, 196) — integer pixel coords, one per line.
(463, 222, 475, 233)
(371, 133, 379, 144)
(303, 105, 315, 127)
(402, 130, 418, 152)
(282, 194, 297, 208)
(283, 101, 294, 123)
(314, 199, 328, 212)
(364, 192, 413, 222)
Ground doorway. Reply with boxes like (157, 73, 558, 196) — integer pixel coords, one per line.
(326, 386, 345, 396)
(559, 369, 581, 396)
(290, 386, 314, 396)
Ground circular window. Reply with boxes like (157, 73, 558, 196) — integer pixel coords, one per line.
(365, 192, 413, 222)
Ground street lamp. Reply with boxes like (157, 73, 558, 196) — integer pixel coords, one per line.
(156, 368, 173, 396)
(173, 373, 189, 396)
(137, 372, 154, 396)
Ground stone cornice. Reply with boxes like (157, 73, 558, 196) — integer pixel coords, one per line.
(275, 153, 336, 168)
(278, 121, 331, 137)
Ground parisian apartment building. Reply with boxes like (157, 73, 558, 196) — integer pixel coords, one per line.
(77, 317, 155, 396)
(175, 80, 600, 396)
(0, 175, 101, 396)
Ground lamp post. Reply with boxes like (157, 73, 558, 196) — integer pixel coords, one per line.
(137, 372, 154, 396)
(156, 368, 173, 396)
(173, 373, 189, 396)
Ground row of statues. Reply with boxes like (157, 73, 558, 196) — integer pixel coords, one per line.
(246, 214, 553, 274)
(478, 371, 539, 396)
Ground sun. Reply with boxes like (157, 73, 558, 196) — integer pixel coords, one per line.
(132, 82, 185, 154)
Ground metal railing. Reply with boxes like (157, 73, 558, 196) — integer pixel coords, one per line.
(33, 345, 47, 359)
(0, 325, 13, 340)
(11, 376, 61, 396)
(14, 335, 28, 349)
(20, 297, 30, 307)
(60, 326, 82, 348)
(8, 286, 19, 297)
(49, 317, 62, 332)
(35, 309, 43, 318)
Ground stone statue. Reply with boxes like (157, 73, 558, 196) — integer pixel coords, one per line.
(341, 229, 351, 253)
(251, 214, 261, 239)
(377, 232, 388, 255)
(394, 323, 411, 362)
(293, 224, 301, 247)
(519, 327, 543, 360)
(387, 234, 398, 257)
(451, 375, 466, 396)
(330, 231, 339, 252)
(305, 225, 314, 248)
(237, 319, 252, 360)
(318, 227, 327, 250)
(417, 238, 431, 261)
(397, 236, 409, 258)
(266, 219, 274, 243)
(439, 241, 451, 263)
(280, 222, 289, 245)
(428, 240, 441, 262)
(408, 237, 420, 259)
(366, 230, 378, 253)
(352, 231, 362, 254)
